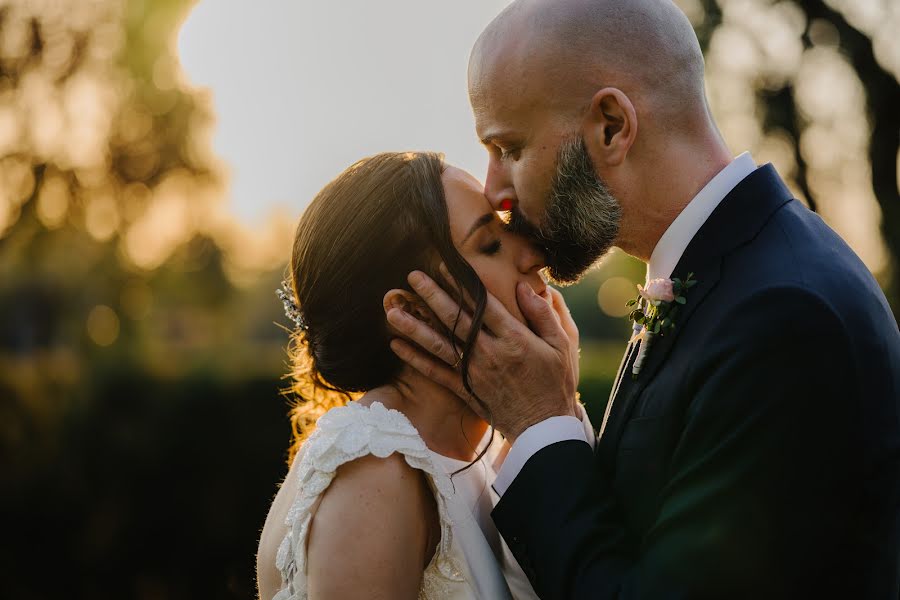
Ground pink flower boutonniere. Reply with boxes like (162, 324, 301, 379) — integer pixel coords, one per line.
(626, 273, 698, 378)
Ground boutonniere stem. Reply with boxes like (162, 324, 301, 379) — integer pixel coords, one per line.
(631, 327, 655, 376)
(626, 273, 697, 378)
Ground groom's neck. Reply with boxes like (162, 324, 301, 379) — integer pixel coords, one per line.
(616, 133, 733, 262)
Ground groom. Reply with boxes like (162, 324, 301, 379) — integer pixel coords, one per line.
(388, 0, 900, 598)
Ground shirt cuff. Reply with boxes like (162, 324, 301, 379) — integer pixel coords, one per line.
(493, 415, 592, 497)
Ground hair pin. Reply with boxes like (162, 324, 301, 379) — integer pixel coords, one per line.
(276, 280, 309, 331)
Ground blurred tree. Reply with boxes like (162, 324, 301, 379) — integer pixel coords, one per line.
(691, 0, 899, 314)
(793, 0, 899, 314)
(0, 2, 291, 598)
(0, 0, 227, 269)
(1, 0, 898, 598)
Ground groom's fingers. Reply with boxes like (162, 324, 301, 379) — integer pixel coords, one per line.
(479, 287, 525, 339)
(437, 264, 520, 339)
(437, 264, 477, 313)
(407, 271, 478, 342)
(517, 282, 569, 351)
(386, 308, 463, 366)
(549, 287, 579, 341)
(391, 338, 491, 422)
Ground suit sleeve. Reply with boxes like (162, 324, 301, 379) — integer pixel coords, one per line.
(492, 286, 858, 600)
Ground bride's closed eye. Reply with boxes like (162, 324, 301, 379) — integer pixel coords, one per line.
(480, 239, 502, 256)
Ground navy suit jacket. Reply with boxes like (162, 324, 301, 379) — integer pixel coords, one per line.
(493, 165, 900, 599)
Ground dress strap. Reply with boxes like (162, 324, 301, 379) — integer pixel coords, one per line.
(273, 402, 463, 600)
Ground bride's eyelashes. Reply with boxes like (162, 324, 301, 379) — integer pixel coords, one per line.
(480, 239, 502, 256)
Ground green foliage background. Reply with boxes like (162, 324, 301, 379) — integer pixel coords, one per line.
(0, 0, 896, 597)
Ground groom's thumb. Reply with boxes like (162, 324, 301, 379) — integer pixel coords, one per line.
(517, 282, 566, 348)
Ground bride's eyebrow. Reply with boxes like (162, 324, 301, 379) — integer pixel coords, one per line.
(462, 213, 495, 244)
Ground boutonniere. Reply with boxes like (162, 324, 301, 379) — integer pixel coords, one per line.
(626, 273, 697, 378)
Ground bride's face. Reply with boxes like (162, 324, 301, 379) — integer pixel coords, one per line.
(443, 166, 551, 325)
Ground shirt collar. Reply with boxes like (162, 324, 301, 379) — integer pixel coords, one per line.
(646, 152, 756, 282)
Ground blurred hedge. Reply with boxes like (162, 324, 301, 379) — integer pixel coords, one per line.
(1, 361, 290, 599)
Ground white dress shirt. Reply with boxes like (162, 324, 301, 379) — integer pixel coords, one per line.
(492, 152, 757, 497)
(492, 405, 596, 496)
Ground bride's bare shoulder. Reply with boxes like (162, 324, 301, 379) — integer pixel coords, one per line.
(306, 453, 439, 598)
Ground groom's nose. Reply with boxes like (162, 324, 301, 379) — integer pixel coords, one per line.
(484, 160, 517, 212)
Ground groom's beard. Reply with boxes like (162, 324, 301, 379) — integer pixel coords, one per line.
(506, 135, 621, 285)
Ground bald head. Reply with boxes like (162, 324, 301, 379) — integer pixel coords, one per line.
(467, 0, 734, 264)
(469, 0, 709, 130)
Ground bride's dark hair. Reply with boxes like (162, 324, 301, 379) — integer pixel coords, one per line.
(284, 152, 488, 461)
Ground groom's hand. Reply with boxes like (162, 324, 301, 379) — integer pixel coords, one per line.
(386, 270, 577, 443)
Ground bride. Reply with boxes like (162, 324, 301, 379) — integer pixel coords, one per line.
(256, 151, 587, 599)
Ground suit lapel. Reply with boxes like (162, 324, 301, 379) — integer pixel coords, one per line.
(598, 259, 723, 461)
(599, 337, 639, 439)
(596, 163, 795, 462)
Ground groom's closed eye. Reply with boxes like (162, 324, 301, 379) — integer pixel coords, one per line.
(498, 146, 520, 161)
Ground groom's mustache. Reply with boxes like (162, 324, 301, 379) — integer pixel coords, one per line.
(505, 205, 593, 286)
(505, 206, 564, 268)
(505, 208, 551, 247)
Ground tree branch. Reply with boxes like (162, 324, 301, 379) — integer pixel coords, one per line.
(799, 0, 900, 315)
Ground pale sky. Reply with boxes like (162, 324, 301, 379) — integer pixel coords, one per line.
(175, 0, 892, 278)
(178, 0, 513, 224)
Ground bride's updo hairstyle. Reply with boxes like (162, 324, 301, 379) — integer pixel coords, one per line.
(284, 152, 488, 460)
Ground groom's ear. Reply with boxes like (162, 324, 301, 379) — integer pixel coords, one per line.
(383, 289, 439, 330)
(583, 87, 637, 167)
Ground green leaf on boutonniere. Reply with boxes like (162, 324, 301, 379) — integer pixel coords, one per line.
(625, 274, 699, 368)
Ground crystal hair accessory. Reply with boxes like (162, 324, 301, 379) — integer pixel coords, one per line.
(276, 280, 308, 331)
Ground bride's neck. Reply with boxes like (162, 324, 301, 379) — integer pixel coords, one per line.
(360, 368, 489, 462)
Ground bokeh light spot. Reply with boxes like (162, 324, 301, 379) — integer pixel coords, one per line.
(85, 189, 120, 241)
(597, 277, 637, 318)
(87, 305, 120, 347)
(36, 175, 70, 229)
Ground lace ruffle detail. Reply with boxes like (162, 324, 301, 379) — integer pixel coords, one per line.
(273, 402, 465, 600)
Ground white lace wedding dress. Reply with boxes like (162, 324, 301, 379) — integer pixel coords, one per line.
(268, 401, 538, 600)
